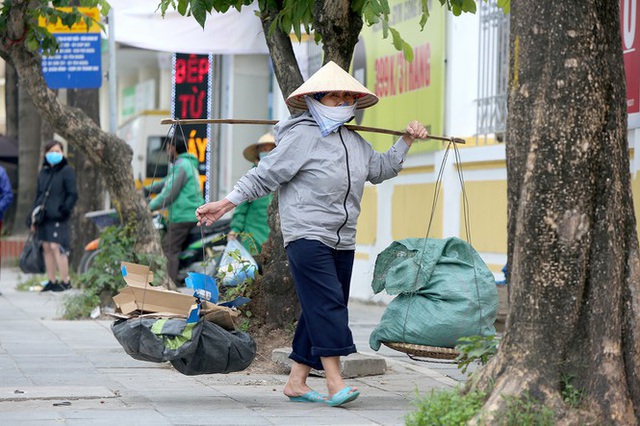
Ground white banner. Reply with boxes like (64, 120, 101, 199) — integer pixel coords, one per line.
(108, 1, 269, 55)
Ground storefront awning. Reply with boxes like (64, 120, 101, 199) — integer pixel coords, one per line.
(108, 0, 269, 55)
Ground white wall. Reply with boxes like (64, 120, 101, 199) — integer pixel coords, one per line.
(218, 55, 271, 199)
(444, 11, 480, 138)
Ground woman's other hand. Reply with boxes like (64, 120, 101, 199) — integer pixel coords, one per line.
(195, 199, 236, 226)
(227, 230, 237, 240)
(402, 121, 429, 146)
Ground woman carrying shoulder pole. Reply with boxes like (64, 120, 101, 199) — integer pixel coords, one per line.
(196, 61, 428, 407)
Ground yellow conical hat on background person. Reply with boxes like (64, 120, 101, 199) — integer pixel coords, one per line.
(286, 61, 378, 110)
(243, 132, 276, 162)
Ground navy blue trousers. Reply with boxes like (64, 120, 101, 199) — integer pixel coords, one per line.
(285, 239, 357, 370)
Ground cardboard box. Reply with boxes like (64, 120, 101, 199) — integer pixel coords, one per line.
(200, 301, 240, 331)
(113, 262, 197, 316)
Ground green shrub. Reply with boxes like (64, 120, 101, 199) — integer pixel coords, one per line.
(61, 292, 100, 320)
(15, 274, 46, 291)
(63, 221, 166, 319)
(215, 242, 260, 321)
(501, 392, 555, 425)
(455, 334, 500, 375)
(560, 374, 584, 408)
(406, 388, 486, 426)
(406, 388, 559, 426)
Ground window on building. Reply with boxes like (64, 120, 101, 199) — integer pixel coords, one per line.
(146, 136, 168, 179)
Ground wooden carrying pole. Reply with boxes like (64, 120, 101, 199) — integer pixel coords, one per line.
(160, 118, 466, 144)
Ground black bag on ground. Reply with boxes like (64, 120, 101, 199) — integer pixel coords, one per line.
(19, 232, 45, 274)
(111, 317, 202, 363)
(111, 317, 256, 375)
(170, 320, 256, 376)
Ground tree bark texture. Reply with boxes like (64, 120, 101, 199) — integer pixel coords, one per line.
(16, 80, 43, 234)
(253, 4, 304, 331)
(5, 62, 19, 141)
(259, 3, 304, 110)
(470, 1, 640, 424)
(252, 0, 364, 331)
(313, 0, 363, 70)
(67, 89, 105, 270)
(1, 1, 164, 275)
(250, 193, 301, 330)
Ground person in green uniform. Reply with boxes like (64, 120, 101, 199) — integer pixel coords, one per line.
(146, 136, 204, 285)
(227, 132, 276, 254)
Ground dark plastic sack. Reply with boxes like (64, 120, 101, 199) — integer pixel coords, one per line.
(170, 320, 256, 375)
(19, 232, 45, 274)
(111, 317, 256, 375)
(111, 317, 202, 363)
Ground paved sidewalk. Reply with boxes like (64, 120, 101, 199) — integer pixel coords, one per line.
(0, 267, 468, 425)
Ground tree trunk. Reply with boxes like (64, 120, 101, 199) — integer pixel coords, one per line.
(251, 4, 304, 331)
(252, 0, 364, 331)
(313, 0, 363, 70)
(5, 62, 19, 140)
(470, 1, 640, 424)
(1, 0, 166, 284)
(67, 89, 105, 271)
(258, 3, 305, 108)
(250, 193, 301, 329)
(16, 77, 43, 234)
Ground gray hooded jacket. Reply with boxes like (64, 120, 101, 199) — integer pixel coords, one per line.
(226, 112, 409, 249)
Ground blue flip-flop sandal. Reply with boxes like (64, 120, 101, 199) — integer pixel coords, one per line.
(326, 386, 360, 407)
(288, 390, 327, 403)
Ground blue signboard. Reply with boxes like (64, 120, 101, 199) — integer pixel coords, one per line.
(40, 7, 102, 90)
(42, 33, 102, 89)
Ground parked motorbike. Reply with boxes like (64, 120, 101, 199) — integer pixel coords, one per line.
(78, 209, 230, 285)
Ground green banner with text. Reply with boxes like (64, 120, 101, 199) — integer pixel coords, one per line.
(353, 0, 445, 153)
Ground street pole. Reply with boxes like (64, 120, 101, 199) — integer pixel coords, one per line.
(107, 7, 117, 209)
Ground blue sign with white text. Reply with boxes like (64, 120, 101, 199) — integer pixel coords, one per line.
(42, 33, 102, 89)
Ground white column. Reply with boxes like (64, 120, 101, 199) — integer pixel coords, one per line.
(440, 147, 462, 238)
(219, 55, 235, 197)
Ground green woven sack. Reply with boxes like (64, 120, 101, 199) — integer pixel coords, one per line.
(369, 237, 498, 350)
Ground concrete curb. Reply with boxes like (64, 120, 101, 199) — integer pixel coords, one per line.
(271, 347, 388, 378)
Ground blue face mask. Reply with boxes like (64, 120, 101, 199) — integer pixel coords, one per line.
(45, 152, 63, 166)
(258, 152, 269, 160)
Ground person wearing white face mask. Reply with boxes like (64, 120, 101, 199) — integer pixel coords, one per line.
(196, 61, 429, 407)
(227, 132, 276, 254)
(28, 140, 78, 292)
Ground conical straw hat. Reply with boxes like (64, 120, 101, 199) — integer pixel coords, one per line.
(243, 132, 276, 162)
(286, 61, 378, 110)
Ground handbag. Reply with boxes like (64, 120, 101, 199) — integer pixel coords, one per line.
(31, 175, 54, 226)
(19, 232, 45, 274)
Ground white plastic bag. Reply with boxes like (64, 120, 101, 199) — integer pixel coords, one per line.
(217, 239, 258, 287)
